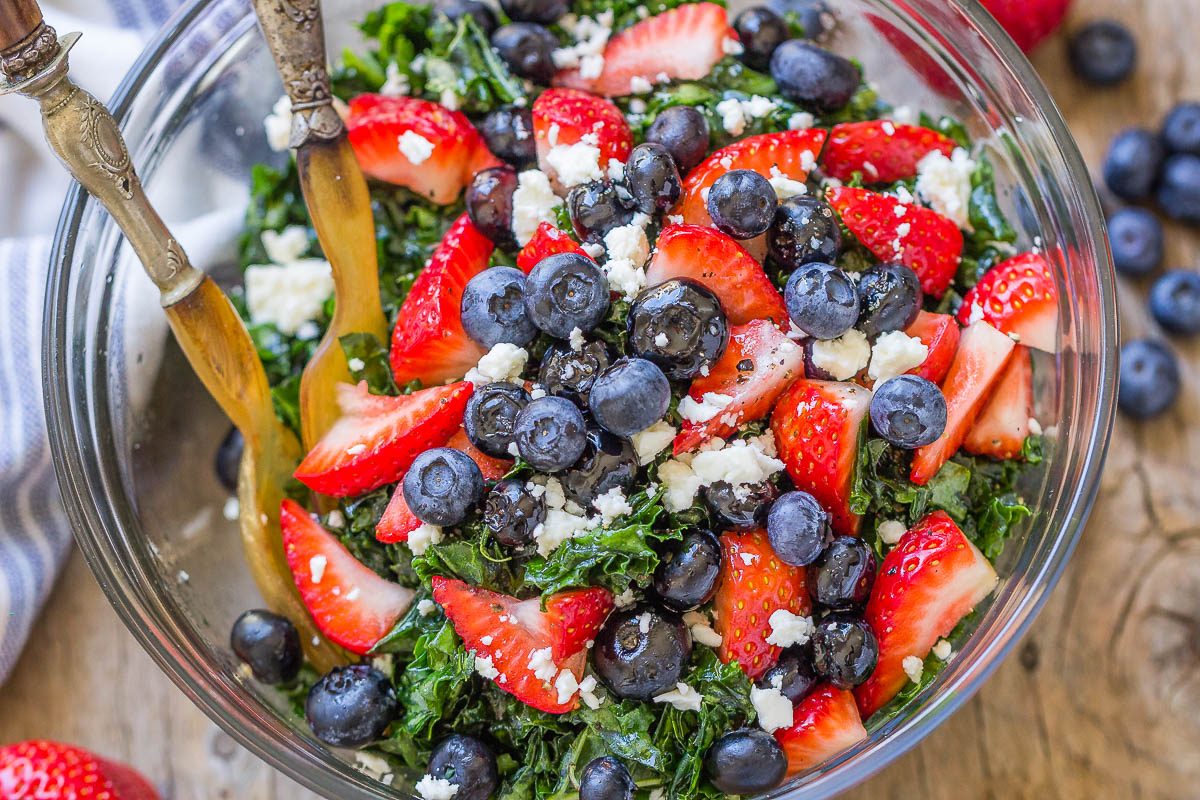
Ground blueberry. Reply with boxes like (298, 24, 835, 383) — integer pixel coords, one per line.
(428, 734, 499, 800)
(646, 106, 711, 174)
(567, 180, 637, 243)
(653, 529, 722, 612)
(733, 7, 789, 71)
(1068, 20, 1136, 86)
(464, 382, 531, 458)
(1150, 270, 1200, 335)
(707, 169, 778, 240)
(484, 478, 546, 547)
(525, 253, 611, 338)
(770, 40, 861, 112)
(500, 0, 567, 24)
(856, 262, 922, 338)
(480, 106, 537, 168)
(306, 665, 397, 747)
(538, 340, 612, 406)
(757, 644, 819, 704)
(870, 375, 947, 449)
(403, 448, 486, 526)
(1107, 207, 1163, 277)
(461, 266, 536, 348)
(784, 262, 860, 340)
(810, 614, 878, 689)
(766, 490, 831, 567)
(704, 729, 788, 795)
(466, 166, 519, 250)
(812, 536, 877, 608)
(215, 426, 243, 492)
(768, 196, 841, 270)
(592, 605, 692, 700)
(579, 756, 635, 800)
(704, 481, 778, 531)
(1118, 339, 1181, 419)
(230, 609, 302, 684)
(514, 395, 589, 471)
(625, 143, 682, 214)
(628, 279, 729, 380)
(491, 23, 557, 84)
(1162, 102, 1200, 156)
(560, 428, 639, 508)
(764, 0, 833, 40)
(1102, 128, 1163, 202)
(435, 0, 497, 35)
(1157, 154, 1200, 225)
(588, 358, 672, 437)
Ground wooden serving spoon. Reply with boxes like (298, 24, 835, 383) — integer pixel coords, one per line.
(0, 0, 346, 672)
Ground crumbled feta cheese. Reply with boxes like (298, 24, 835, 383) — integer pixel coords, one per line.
(380, 62, 410, 97)
(684, 611, 723, 648)
(765, 609, 813, 648)
(547, 141, 604, 187)
(649, 790, 665, 800)
(902, 655, 924, 684)
(530, 385, 547, 399)
(543, 477, 566, 510)
(653, 682, 703, 712)
(417, 598, 437, 616)
(751, 684, 795, 733)
(889, 105, 918, 125)
(552, 11, 613, 79)
(630, 420, 678, 467)
(653, 332, 669, 348)
(308, 555, 327, 584)
(577, 675, 603, 709)
(466, 343, 529, 386)
(398, 130, 436, 165)
(512, 169, 563, 245)
(714, 95, 778, 137)
(613, 587, 636, 608)
(689, 438, 785, 489)
(638, 612, 652, 633)
(244, 259, 334, 335)
(722, 36, 744, 55)
(532, 507, 597, 555)
(932, 639, 953, 660)
(868, 331, 929, 384)
(607, 158, 626, 182)
(629, 75, 654, 94)
(355, 752, 395, 785)
(629, 98, 647, 114)
(593, 486, 633, 524)
(263, 94, 292, 151)
(474, 654, 501, 680)
(261, 226, 309, 264)
(658, 459, 704, 512)
(481, 635, 494, 646)
(810, 329, 870, 381)
(347, 357, 365, 372)
(554, 669, 580, 704)
(768, 165, 808, 199)
(667, 214, 684, 225)
(439, 89, 460, 111)
(346, 586, 361, 601)
(603, 258, 647, 300)
(528, 647, 558, 683)
(569, 326, 586, 352)
(877, 519, 907, 545)
(508, 442, 521, 457)
(222, 496, 240, 521)
(800, 149, 817, 172)
(788, 111, 816, 131)
(1028, 417, 1043, 436)
(916, 147, 976, 229)
(604, 222, 650, 266)
(678, 392, 735, 424)
(415, 775, 459, 800)
(583, 241, 606, 259)
(408, 523, 444, 556)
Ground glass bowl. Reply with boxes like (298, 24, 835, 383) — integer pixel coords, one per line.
(44, 0, 1117, 797)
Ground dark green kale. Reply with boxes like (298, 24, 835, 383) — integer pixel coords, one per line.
(239, 161, 318, 268)
(341, 332, 401, 395)
(411, 518, 527, 595)
(569, 0, 708, 32)
(332, 487, 421, 587)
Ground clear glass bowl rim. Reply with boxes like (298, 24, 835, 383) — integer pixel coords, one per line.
(42, 0, 1119, 797)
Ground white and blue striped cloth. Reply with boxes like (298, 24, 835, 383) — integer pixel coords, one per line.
(0, 0, 184, 683)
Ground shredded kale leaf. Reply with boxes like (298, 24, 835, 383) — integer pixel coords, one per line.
(341, 332, 400, 395)
(411, 518, 527, 596)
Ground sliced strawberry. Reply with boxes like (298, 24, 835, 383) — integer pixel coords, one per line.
(281, 499, 414, 654)
(854, 512, 999, 718)
(771, 380, 873, 536)
(346, 94, 499, 204)
(532, 88, 633, 182)
(645, 224, 788, 325)
(821, 121, 958, 183)
(958, 252, 1058, 352)
(517, 221, 590, 273)
(390, 213, 493, 386)
(294, 381, 472, 497)
(556, 3, 731, 96)
(0, 740, 159, 800)
(774, 685, 868, 776)
(963, 345, 1033, 459)
(674, 320, 804, 454)
(677, 129, 828, 228)
(910, 322, 1015, 485)
(432, 576, 613, 714)
(827, 185, 964, 298)
(868, 15, 958, 98)
(376, 428, 510, 543)
(980, 0, 1071, 52)
(713, 529, 809, 680)
(904, 311, 960, 384)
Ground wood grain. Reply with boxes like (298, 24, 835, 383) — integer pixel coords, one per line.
(2, 1, 1198, 797)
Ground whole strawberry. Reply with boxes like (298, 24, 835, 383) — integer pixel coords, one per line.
(980, 0, 1072, 52)
(0, 741, 159, 799)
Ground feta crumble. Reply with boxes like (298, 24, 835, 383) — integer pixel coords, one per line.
(408, 523, 444, 556)
(629, 75, 654, 94)
(810, 329, 870, 381)
(554, 669, 580, 704)
(261, 226, 308, 263)
(751, 683, 794, 733)
(768, 166, 808, 199)
(604, 221, 650, 265)
(654, 682, 703, 712)
(916, 147, 976, 229)
(660, 436, 785, 511)
(380, 62, 410, 97)
(355, 752, 395, 786)
(788, 111, 816, 130)
(415, 775, 459, 800)
(512, 170, 564, 245)
(686, 617, 723, 648)
(603, 258, 647, 300)
(263, 94, 292, 151)
(577, 675, 603, 709)
(1028, 417, 1043, 436)
(678, 392, 735, 424)
(877, 519, 907, 546)
(465, 343, 529, 386)
(528, 647, 558, 683)
(715, 95, 777, 136)
(222, 496, 240, 521)
(593, 487, 633, 523)
(309, 555, 327, 584)
(613, 587, 636, 608)
(631, 420, 676, 465)
(551, 11, 613, 80)
(569, 326, 586, 351)
(765, 609, 813, 648)
(638, 612, 652, 633)
(868, 331, 929, 384)
(722, 36, 744, 56)
(546, 140, 604, 188)
(398, 130, 436, 165)
(244, 259, 334, 335)
(347, 357, 365, 372)
(474, 654, 501, 680)
(902, 655, 924, 684)
(932, 639, 954, 661)
(417, 598, 437, 616)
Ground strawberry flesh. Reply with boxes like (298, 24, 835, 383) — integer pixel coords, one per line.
(674, 319, 804, 454)
(980, 0, 1071, 52)
(958, 252, 1058, 352)
(532, 88, 633, 181)
(294, 381, 472, 497)
(281, 499, 414, 655)
(645, 224, 788, 325)
(432, 576, 613, 714)
(390, 213, 493, 387)
(0, 740, 160, 800)
(771, 379, 873, 536)
(910, 321, 1015, 485)
(964, 345, 1034, 459)
(854, 512, 998, 718)
(517, 221, 591, 273)
(904, 311, 961, 385)
(714, 529, 809, 680)
(774, 684, 868, 776)
(821, 121, 958, 183)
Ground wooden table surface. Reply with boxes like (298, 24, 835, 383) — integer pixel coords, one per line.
(4, 1, 1199, 797)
